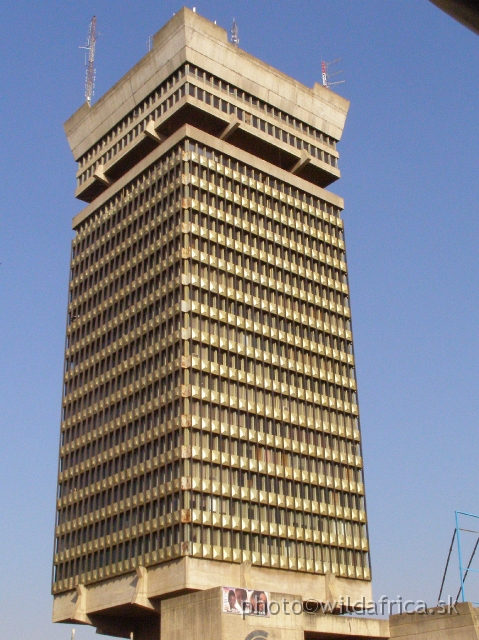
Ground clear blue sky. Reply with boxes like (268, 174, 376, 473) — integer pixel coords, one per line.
(0, 2, 478, 638)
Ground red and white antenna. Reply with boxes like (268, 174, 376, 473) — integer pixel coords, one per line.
(80, 16, 97, 106)
(321, 58, 345, 90)
(321, 61, 328, 88)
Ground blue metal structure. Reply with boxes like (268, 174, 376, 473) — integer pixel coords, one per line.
(455, 510, 479, 605)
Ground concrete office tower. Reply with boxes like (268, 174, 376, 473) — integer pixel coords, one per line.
(53, 8, 372, 638)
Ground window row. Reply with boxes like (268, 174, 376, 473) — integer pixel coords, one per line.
(56, 490, 366, 569)
(61, 401, 182, 468)
(61, 405, 359, 482)
(187, 470, 364, 510)
(188, 506, 366, 539)
(54, 524, 180, 583)
(190, 421, 359, 452)
(56, 465, 181, 526)
(77, 65, 187, 176)
(190, 369, 357, 405)
(56, 495, 366, 560)
(189, 205, 345, 261)
(183, 405, 361, 452)
(62, 395, 181, 449)
(64, 296, 181, 383)
(64, 288, 182, 367)
(190, 448, 362, 481)
(185, 82, 338, 169)
(54, 528, 368, 588)
(73, 150, 182, 256)
(189, 296, 353, 352)
(62, 369, 181, 422)
(191, 263, 348, 308)
(59, 431, 181, 485)
(186, 64, 337, 149)
(186, 144, 341, 216)
(71, 216, 181, 288)
(190, 318, 351, 362)
(66, 303, 181, 358)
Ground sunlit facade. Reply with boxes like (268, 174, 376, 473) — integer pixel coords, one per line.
(52, 8, 371, 636)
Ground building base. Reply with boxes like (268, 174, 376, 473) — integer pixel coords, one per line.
(53, 556, 373, 637)
(53, 571, 479, 639)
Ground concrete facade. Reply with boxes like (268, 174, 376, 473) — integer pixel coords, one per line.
(53, 7, 378, 638)
(162, 587, 389, 640)
(390, 602, 479, 639)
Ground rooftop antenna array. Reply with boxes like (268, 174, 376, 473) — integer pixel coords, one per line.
(321, 58, 345, 90)
(231, 19, 239, 46)
(147, 35, 153, 52)
(80, 16, 97, 106)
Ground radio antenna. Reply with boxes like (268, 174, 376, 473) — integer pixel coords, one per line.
(321, 58, 345, 90)
(80, 16, 97, 106)
(231, 19, 239, 46)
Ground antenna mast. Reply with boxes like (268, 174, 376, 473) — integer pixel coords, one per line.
(80, 16, 97, 106)
(321, 58, 345, 90)
(231, 19, 239, 46)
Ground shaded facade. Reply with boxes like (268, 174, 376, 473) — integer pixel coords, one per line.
(53, 9, 372, 636)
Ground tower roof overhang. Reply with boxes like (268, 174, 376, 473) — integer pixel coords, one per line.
(64, 7, 349, 162)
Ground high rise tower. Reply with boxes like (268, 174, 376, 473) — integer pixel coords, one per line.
(53, 9, 373, 639)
